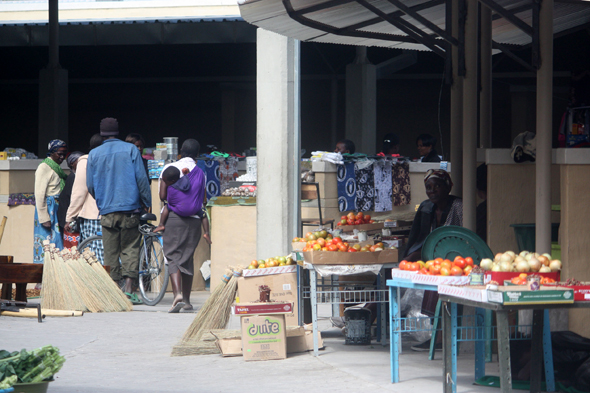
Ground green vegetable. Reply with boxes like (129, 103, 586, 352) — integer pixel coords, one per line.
(0, 375, 17, 389)
(0, 345, 65, 385)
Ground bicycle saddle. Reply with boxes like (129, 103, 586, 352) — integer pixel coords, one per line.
(140, 213, 157, 222)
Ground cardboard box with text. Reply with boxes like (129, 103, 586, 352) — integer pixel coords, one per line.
(241, 314, 287, 361)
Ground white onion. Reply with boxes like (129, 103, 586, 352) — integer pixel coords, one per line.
(525, 253, 533, 261)
(480, 258, 493, 271)
(542, 253, 552, 260)
(527, 257, 541, 272)
(491, 264, 501, 272)
(501, 252, 514, 263)
(537, 255, 550, 267)
(519, 251, 530, 257)
(511, 263, 518, 272)
(516, 260, 530, 272)
(539, 266, 552, 273)
(499, 261, 512, 272)
(505, 251, 516, 259)
(514, 256, 526, 265)
(495, 252, 504, 261)
(549, 260, 562, 272)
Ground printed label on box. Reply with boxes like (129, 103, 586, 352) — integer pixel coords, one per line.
(283, 284, 291, 290)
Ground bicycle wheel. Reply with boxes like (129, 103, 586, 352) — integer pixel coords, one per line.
(138, 235, 169, 306)
(78, 235, 105, 265)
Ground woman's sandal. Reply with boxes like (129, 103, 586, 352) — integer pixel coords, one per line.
(168, 302, 185, 313)
(125, 292, 143, 305)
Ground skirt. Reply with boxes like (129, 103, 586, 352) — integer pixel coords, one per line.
(162, 211, 201, 276)
(33, 195, 63, 263)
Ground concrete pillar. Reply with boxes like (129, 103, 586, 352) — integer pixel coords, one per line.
(345, 47, 376, 154)
(462, 0, 478, 231)
(536, 0, 553, 254)
(450, 0, 463, 197)
(479, 5, 492, 148)
(38, 0, 68, 156)
(256, 28, 301, 258)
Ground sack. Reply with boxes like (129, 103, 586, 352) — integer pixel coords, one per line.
(511, 131, 536, 163)
(63, 229, 80, 249)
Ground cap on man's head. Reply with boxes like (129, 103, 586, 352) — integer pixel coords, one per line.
(100, 117, 119, 137)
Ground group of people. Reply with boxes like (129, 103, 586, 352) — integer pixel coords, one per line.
(333, 133, 442, 162)
(33, 118, 209, 311)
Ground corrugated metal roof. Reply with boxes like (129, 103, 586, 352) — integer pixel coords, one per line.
(238, 0, 590, 51)
(0, 17, 244, 27)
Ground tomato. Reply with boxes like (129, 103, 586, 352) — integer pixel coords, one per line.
(356, 212, 364, 220)
(369, 245, 377, 252)
(369, 220, 375, 223)
(312, 244, 322, 251)
(341, 215, 347, 221)
(409, 262, 421, 271)
(434, 258, 443, 264)
(327, 244, 338, 252)
(347, 212, 355, 220)
(440, 267, 450, 276)
(430, 264, 442, 275)
(399, 261, 408, 270)
(360, 246, 370, 252)
(453, 257, 466, 269)
(332, 237, 343, 244)
(338, 243, 348, 252)
(347, 218, 355, 225)
(463, 265, 473, 276)
(465, 257, 474, 266)
(424, 261, 434, 270)
(441, 261, 452, 270)
(364, 215, 371, 222)
(419, 268, 429, 275)
(352, 244, 361, 251)
(341, 219, 347, 225)
(347, 248, 357, 252)
(375, 242, 384, 249)
(354, 219, 362, 225)
(317, 238, 326, 247)
(450, 266, 463, 276)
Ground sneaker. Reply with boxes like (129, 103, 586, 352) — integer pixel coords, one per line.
(411, 339, 442, 352)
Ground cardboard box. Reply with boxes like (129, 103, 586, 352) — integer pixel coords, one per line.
(242, 264, 297, 277)
(484, 271, 560, 284)
(292, 241, 307, 251)
(303, 248, 398, 265)
(234, 302, 293, 316)
(486, 285, 574, 305)
(241, 314, 287, 361)
(549, 283, 590, 301)
(217, 327, 323, 357)
(237, 273, 298, 325)
(339, 222, 385, 233)
(311, 161, 338, 173)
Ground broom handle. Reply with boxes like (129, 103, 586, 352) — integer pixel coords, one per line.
(1, 310, 46, 319)
(34, 309, 84, 317)
(0, 216, 7, 245)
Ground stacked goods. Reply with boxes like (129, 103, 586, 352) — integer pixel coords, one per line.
(171, 267, 243, 357)
(509, 273, 556, 285)
(337, 212, 374, 227)
(40, 241, 132, 313)
(399, 256, 475, 276)
(248, 255, 295, 269)
(478, 250, 562, 273)
(0, 345, 65, 388)
(295, 230, 388, 253)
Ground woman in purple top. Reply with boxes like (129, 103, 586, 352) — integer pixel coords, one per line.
(159, 139, 209, 313)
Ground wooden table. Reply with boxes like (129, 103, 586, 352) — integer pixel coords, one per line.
(438, 294, 590, 393)
(0, 262, 43, 302)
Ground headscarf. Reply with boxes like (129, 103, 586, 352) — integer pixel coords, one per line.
(47, 139, 67, 156)
(66, 151, 84, 170)
(424, 169, 453, 189)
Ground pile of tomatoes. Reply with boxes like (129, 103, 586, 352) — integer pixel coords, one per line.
(301, 238, 385, 253)
(510, 273, 556, 285)
(399, 256, 475, 276)
(337, 211, 375, 226)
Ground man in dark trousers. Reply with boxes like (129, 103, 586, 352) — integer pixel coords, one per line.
(86, 117, 151, 304)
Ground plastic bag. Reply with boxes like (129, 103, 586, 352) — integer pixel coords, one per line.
(398, 289, 432, 343)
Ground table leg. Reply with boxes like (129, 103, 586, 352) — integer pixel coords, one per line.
(331, 275, 339, 318)
(390, 285, 400, 383)
(475, 308, 486, 380)
(443, 301, 457, 393)
(496, 310, 513, 393)
(379, 270, 387, 345)
(530, 309, 544, 393)
(311, 269, 319, 357)
(297, 265, 303, 326)
(543, 310, 555, 392)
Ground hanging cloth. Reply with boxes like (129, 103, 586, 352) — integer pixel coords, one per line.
(336, 162, 357, 212)
(218, 157, 238, 193)
(373, 160, 393, 212)
(355, 160, 375, 212)
(392, 161, 411, 206)
(196, 159, 221, 200)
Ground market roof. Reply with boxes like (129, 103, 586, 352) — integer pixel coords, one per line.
(238, 0, 590, 52)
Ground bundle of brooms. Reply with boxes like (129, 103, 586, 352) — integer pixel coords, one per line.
(171, 267, 243, 357)
(40, 240, 132, 312)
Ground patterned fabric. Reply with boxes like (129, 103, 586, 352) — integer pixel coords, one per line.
(336, 162, 356, 212)
(373, 160, 392, 212)
(424, 168, 453, 189)
(8, 193, 35, 206)
(196, 159, 221, 200)
(42, 157, 67, 191)
(355, 161, 374, 212)
(392, 161, 411, 206)
(63, 229, 80, 249)
(80, 218, 104, 265)
(33, 195, 63, 263)
(47, 139, 66, 155)
(218, 157, 238, 193)
(444, 198, 463, 226)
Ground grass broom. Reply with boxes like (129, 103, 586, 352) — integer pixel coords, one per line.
(82, 250, 133, 312)
(171, 267, 243, 357)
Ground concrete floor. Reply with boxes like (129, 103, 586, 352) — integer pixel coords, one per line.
(0, 292, 505, 393)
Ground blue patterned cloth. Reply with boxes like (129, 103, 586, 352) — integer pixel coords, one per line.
(355, 161, 375, 212)
(80, 218, 104, 265)
(337, 162, 357, 212)
(33, 195, 63, 263)
(196, 159, 221, 200)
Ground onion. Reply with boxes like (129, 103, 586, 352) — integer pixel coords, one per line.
(539, 266, 552, 273)
(480, 258, 493, 271)
(514, 256, 526, 265)
(542, 253, 552, 260)
(505, 251, 516, 259)
(491, 264, 501, 272)
(510, 263, 518, 272)
(516, 260, 530, 272)
(527, 257, 541, 272)
(525, 253, 534, 261)
(519, 251, 530, 257)
(549, 259, 562, 272)
(537, 255, 550, 267)
(495, 252, 504, 261)
(501, 252, 514, 263)
(499, 261, 512, 272)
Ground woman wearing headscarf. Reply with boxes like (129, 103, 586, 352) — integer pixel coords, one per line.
(65, 134, 104, 264)
(34, 139, 68, 262)
(402, 169, 462, 351)
(58, 151, 84, 248)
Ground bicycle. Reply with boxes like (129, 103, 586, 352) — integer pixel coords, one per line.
(77, 213, 169, 306)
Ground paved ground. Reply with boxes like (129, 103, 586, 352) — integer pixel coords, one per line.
(1, 292, 503, 392)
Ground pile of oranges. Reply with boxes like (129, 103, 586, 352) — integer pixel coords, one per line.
(302, 237, 385, 252)
(510, 273, 556, 285)
(399, 256, 475, 276)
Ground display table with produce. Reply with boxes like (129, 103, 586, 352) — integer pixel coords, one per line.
(299, 242, 398, 356)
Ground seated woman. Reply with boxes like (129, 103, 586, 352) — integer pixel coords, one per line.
(416, 133, 442, 162)
(402, 169, 463, 351)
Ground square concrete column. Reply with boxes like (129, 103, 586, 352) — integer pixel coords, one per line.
(256, 28, 301, 258)
(345, 47, 376, 155)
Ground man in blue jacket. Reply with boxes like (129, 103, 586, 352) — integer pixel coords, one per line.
(87, 117, 151, 304)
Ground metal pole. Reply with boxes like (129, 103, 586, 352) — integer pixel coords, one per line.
(48, 0, 59, 68)
(462, 0, 478, 231)
(536, 0, 553, 254)
(479, 5, 492, 148)
(450, 0, 464, 197)
(292, 39, 302, 246)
